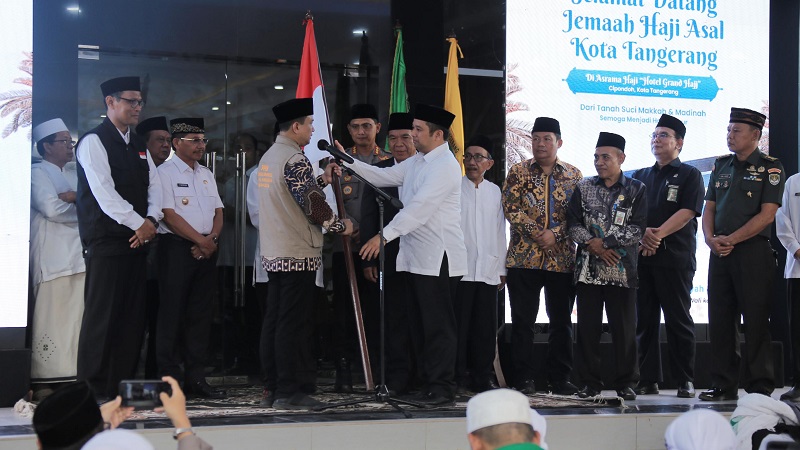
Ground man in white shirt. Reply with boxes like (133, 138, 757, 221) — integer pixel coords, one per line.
(343, 103, 467, 405)
(157, 118, 225, 399)
(30, 118, 85, 390)
(76, 76, 163, 399)
(777, 172, 800, 401)
(457, 135, 506, 393)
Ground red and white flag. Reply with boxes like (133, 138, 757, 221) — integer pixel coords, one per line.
(297, 15, 332, 165)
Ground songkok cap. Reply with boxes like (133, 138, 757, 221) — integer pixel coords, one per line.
(414, 104, 455, 129)
(729, 107, 767, 130)
(656, 114, 686, 138)
(83, 429, 155, 450)
(33, 381, 102, 448)
(170, 118, 204, 134)
(273, 98, 313, 124)
(136, 116, 169, 136)
(387, 112, 413, 131)
(531, 117, 561, 135)
(466, 135, 494, 157)
(32, 118, 69, 144)
(350, 103, 379, 122)
(467, 389, 532, 433)
(100, 76, 141, 97)
(596, 131, 626, 152)
(530, 410, 549, 450)
(664, 409, 735, 450)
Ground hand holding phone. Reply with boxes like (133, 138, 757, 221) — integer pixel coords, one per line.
(119, 380, 172, 409)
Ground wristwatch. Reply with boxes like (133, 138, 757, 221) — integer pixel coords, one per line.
(173, 427, 194, 440)
(147, 216, 158, 227)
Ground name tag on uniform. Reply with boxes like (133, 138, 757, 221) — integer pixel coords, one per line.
(177, 183, 189, 187)
(666, 185, 678, 202)
(613, 208, 628, 226)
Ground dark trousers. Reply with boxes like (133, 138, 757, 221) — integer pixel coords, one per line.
(77, 252, 147, 398)
(788, 279, 800, 384)
(332, 252, 379, 366)
(708, 238, 776, 393)
(507, 268, 575, 384)
(261, 270, 317, 398)
(636, 264, 696, 384)
(576, 283, 639, 390)
(455, 281, 498, 384)
(363, 266, 412, 391)
(143, 279, 160, 379)
(406, 256, 459, 397)
(156, 236, 217, 384)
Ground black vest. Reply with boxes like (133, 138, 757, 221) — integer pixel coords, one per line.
(76, 118, 149, 256)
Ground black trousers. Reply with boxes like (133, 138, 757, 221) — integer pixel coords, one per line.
(788, 279, 800, 384)
(636, 264, 696, 384)
(507, 268, 575, 384)
(406, 256, 459, 398)
(708, 238, 776, 393)
(77, 252, 147, 398)
(156, 236, 217, 384)
(455, 281, 498, 384)
(362, 265, 412, 391)
(576, 283, 639, 390)
(261, 270, 317, 398)
(332, 252, 379, 366)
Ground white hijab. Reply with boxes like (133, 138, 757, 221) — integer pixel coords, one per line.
(665, 409, 735, 450)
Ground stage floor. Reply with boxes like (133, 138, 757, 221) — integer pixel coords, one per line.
(0, 386, 782, 450)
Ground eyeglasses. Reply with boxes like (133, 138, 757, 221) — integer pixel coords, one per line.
(50, 139, 77, 147)
(463, 153, 491, 162)
(650, 132, 675, 140)
(348, 122, 375, 131)
(179, 137, 209, 145)
(117, 97, 145, 108)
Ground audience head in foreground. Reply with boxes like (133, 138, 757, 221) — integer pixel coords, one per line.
(664, 408, 735, 450)
(466, 388, 546, 450)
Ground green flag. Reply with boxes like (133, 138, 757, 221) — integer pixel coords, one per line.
(389, 26, 409, 115)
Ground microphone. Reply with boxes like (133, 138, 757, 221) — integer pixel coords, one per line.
(318, 139, 354, 164)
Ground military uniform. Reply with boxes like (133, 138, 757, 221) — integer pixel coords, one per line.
(705, 150, 785, 394)
(332, 145, 391, 371)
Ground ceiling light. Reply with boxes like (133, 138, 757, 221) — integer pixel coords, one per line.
(66, 5, 81, 13)
(211, 107, 220, 111)
(274, 85, 284, 90)
(100, 114, 106, 118)
(352, 29, 366, 35)
(226, 101, 231, 105)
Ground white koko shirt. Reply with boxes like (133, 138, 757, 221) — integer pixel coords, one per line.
(460, 176, 507, 285)
(344, 142, 467, 277)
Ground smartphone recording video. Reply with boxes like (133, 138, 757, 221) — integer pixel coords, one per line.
(119, 380, 171, 409)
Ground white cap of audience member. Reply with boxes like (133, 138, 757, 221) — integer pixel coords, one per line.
(82, 429, 154, 450)
(664, 409, 735, 450)
(466, 388, 546, 450)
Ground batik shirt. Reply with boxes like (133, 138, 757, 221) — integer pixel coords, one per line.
(566, 174, 647, 288)
(503, 158, 582, 273)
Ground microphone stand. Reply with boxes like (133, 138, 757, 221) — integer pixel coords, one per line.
(315, 159, 425, 417)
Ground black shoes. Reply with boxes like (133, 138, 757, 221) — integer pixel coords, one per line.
(333, 358, 353, 393)
(260, 388, 275, 407)
(417, 392, 455, 406)
(698, 387, 738, 401)
(677, 381, 696, 398)
(273, 393, 323, 410)
(616, 387, 637, 401)
(634, 382, 659, 395)
(472, 378, 500, 393)
(186, 381, 227, 399)
(781, 386, 800, 402)
(517, 379, 536, 395)
(549, 380, 580, 396)
(577, 386, 601, 398)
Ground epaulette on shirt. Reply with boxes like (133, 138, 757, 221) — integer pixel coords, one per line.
(760, 153, 778, 162)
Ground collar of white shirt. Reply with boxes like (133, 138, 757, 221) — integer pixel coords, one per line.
(422, 142, 451, 162)
(171, 156, 198, 173)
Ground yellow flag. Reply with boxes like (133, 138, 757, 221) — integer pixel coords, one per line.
(444, 37, 465, 175)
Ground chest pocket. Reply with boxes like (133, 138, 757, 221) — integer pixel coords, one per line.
(740, 179, 763, 205)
